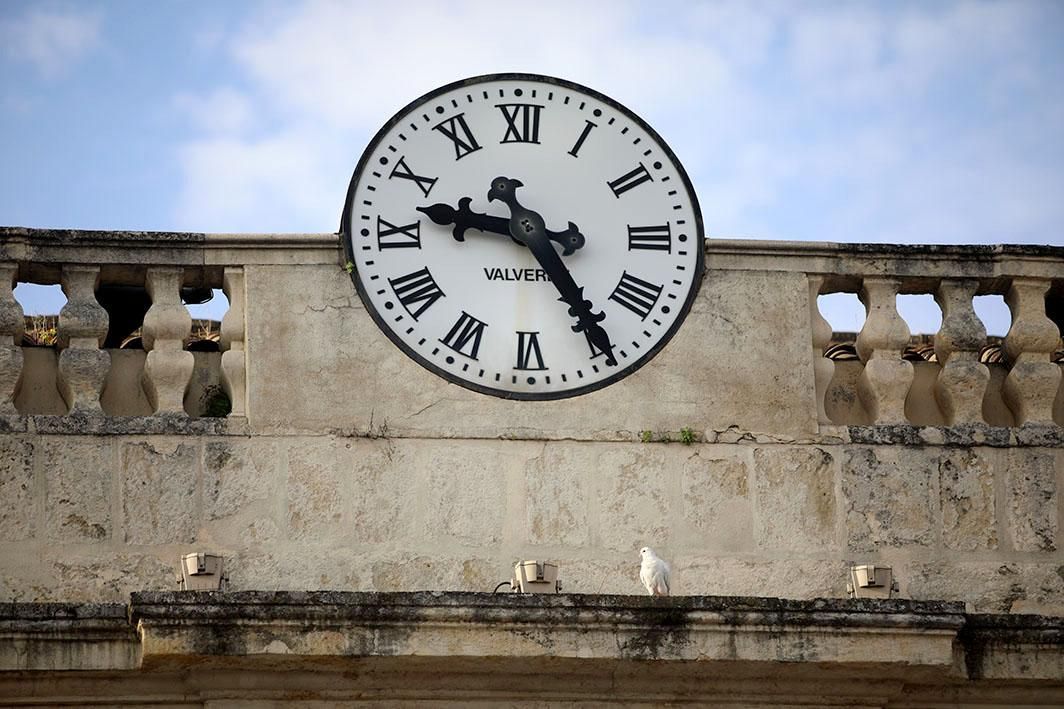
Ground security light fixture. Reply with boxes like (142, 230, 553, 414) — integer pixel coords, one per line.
(847, 564, 898, 599)
(510, 560, 561, 594)
(177, 552, 227, 591)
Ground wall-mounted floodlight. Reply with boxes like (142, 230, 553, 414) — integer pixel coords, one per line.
(510, 560, 561, 594)
(177, 552, 227, 591)
(847, 564, 898, 599)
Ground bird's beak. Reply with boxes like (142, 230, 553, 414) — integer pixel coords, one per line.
(487, 188, 496, 202)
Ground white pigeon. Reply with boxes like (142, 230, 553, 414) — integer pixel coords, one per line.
(639, 546, 671, 596)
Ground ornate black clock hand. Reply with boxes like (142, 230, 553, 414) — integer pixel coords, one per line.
(487, 176, 617, 366)
(417, 198, 585, 255)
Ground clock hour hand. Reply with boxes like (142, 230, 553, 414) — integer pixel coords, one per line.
(487, 176, 617, 366)
(417, 198, 585, 255)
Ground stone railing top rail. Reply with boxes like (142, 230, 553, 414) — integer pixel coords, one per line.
(3, 227, 1061, 289)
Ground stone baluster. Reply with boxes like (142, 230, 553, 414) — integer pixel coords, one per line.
(0, 264, 24, 414)
(933, 279, 989, 424)
(219, 267, 246, 418)
(56, 265, 109, 415)
(808, 275, 835, 425)
(855, 277, 913, 424)
(1002, 278, 1061, 425)
(142, 267, 193, 415)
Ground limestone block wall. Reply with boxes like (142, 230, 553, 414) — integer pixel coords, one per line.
(0, 430, 1061, 613)
(0, 230, 1061, 613)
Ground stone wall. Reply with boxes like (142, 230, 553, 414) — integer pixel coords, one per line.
(0, 230, 1061, 614)
(1, 426, 1061, 613)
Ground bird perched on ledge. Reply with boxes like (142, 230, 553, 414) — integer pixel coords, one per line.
(639, 546, 671, 596)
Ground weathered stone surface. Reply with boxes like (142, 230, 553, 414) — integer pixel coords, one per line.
(286, 439, 345, 542)
(40, 438, 112, 542)
(423, 441, 510, 546)
(595, 446, 670, 552)
(525, 444, 590, 546)
(120, 440, 197, 544)
(908, 561, 1064, 614)
(225, 547, 367, 592)
(680, 451, 752, 551)
(939, 449, 998, 551)
(47, 553, 174, 602)
(842, 447, 936, 551)
(0, 437, 34, 541)
(340, 439, 416, 545)
(753, 447, 836, 551)
(203, 439, 279, 521)
(1006, 450, 1057, 551)
(370, 554, 497, 592)
(677, 557, 849, 599)
(247, 265, 818, 440)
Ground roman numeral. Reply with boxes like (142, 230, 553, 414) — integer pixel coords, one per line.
(568, 120, 596, 157)
(627, 223, 671, 252)
(497, 103, 543, 144)
(607, 163, 653, 197)
(377, 216, 420, 250)
(433, 113, 482, 160)
(515, 331, 546, 370)
(388, 267, 444, 320)
(609, 271, 663, 320)
(388, 156, 437, 197)
(440, 311, 487, 360)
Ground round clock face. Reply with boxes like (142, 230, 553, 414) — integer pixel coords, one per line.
(341, 73, 704, 400)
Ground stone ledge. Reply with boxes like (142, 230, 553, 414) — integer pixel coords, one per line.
(129, 592, 964, 673)
(1, 593, 1061, 705)
(0, 602, 137, 671)
(0, 414, 249, 436)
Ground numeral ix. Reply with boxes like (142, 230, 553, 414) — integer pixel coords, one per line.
(377, 216, 420, 250)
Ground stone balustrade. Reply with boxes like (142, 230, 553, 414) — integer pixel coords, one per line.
(0, 229, 1060, 429)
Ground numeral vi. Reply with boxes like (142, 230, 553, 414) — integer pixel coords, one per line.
(514, 331, 546, 370)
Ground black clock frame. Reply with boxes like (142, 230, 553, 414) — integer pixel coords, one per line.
(339, 72, 705, 401)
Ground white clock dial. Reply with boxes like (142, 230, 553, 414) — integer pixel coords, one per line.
(341, 73, 704, 400)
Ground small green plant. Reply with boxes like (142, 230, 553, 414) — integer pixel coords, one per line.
(639, 430, 653, 443)
(343, 260, 355, 274)
(679, 427, 696, 445)
(661, 432, 672, 444)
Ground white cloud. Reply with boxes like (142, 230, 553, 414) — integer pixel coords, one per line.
(173, 88, 256, 135)
(172, 0, 1064, 246)
(0, 6, 101, 77)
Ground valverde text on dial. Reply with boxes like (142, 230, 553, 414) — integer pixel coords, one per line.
(483, 267, 552, 282)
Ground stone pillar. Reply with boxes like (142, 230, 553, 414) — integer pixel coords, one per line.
(933, 279, 989, 424)
(0, 264, 24, 414)
(856, 277, 913, 424)
(220, 267, 246, 418)
(1002, 278, 1061, 425)
(142, 267, 193, 415)
(808, 275, 835, 425)
(56, 265, 109, 415)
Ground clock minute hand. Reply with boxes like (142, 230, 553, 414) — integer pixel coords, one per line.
(487, 176, 617, 367)
(418, 198, 585, 255)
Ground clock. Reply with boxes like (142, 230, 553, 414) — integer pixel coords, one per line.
(340, 73, 704, 400)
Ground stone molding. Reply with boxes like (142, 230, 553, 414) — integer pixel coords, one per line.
(1, 592, 1061, 705)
